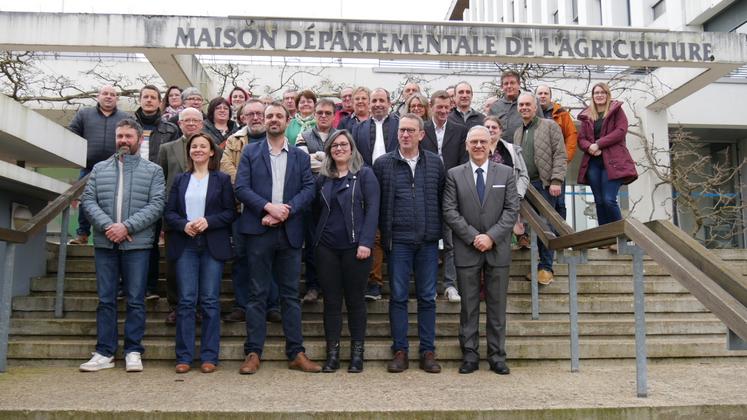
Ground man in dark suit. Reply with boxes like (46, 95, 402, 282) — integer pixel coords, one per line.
(422, 90, 469, 304)
(443, 125, 520, 375)
(234, 101, 320, 374)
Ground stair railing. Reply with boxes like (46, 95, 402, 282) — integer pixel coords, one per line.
(0, 175, 88, 373)
(521, 183, 747, 397)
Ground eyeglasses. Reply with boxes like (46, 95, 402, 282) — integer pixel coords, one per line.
(315, 110, 334, 116)
(468, 139, 490, 146)
(409, 104, 424, 109)
(243, 112, 264, 118)
(180, 118, 202, 124)
(215, 105, 230, 111)
(330, 143, 350, 150)
(398, 128, 418, 134)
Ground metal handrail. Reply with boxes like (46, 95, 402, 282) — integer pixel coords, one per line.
(0, 174, 88, 373)
(0, 175, 89, 244)
(520, 182, 747, 397)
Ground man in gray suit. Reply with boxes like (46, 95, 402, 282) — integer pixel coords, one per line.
(443, 125, 519, 375)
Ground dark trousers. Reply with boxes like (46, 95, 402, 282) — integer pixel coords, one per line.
(244, 228, 305, 360)
(315, 244, 371, 343)
(147, 219, 161, 294)
(530, 180, 558, 272)
(76, 168, 92, 236)
(457, 262, 509, 364)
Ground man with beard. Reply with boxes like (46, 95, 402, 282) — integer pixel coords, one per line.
(78, 119, 165, 372)
(235, 102, 320, 374)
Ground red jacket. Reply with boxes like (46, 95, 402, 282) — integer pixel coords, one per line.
(576, 100, 638, 185)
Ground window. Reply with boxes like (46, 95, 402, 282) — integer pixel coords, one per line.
(652, 0, 666, 20)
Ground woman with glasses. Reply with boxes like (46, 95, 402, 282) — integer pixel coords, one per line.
(161, 86, 184, 123)
(204, 97, 239, 146)
(404, 93, 430, 121)
(314, 130, 379, 373)
(577, 83, 637, 248)
(165, 133, 236, 373)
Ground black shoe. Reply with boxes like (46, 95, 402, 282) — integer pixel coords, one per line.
(222, 308, 245, 323)
(322, 341, 340, 373)
(490, 361, 510, 375)
(266, 310, 282, 323)
(348, 341, 364, 373)
(459, 361, 479, 374)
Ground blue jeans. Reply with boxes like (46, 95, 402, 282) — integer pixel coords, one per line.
(77, 168, 92, 236)
(388, 241, 438, 355)
(232, 222, 279, 313)
(586, 157, 623, 225)
(531, 180, 558, 272)
(94, 247, 149, 357)
(174, 236, 223, 365)
(244, 228, 305, 360)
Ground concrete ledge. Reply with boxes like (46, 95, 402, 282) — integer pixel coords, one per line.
(0, 94, 85, 168)
(0, 160, 71, 200)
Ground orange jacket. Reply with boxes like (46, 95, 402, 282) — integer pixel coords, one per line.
(548, 102, 578, 162)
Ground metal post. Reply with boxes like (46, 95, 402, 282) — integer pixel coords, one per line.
(0, 243, 17, 373)
(618, 236, 648, 398)
(727, 329, 747, 350)
(530, 228, 539, 320)
(558, 249, 587, 373)
(55, 207, 70, 318)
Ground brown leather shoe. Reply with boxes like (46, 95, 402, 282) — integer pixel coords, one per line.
(288, 352, 321, 373)
(419, 351, 441, 373)
(175, 363, 191, 374)
(69, 235, 89, 245)
(239, 352, 260, 375)
(222, 308, 245, 323)
(201, 362, 217, 373)
(517, 234, 530, 249)
(387, 350, 409, 373)
(537, 269, 554, 285)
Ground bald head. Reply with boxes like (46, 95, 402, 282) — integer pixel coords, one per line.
(517, 93, 537, 123)
(97, 85, 118, 114)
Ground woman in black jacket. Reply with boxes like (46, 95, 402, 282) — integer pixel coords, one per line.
(314, 130, 380, 373)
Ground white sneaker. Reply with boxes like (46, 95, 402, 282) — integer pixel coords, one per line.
(125, 352, 143, 372)
(79, 352, 114, 372)
(445, 286, 462, 303)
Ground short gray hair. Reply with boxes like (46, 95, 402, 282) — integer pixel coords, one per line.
(181, 87, 203, 101)
(466, 125, 490, 140)
(116, 118, 143, 138)
(399, 113, 424, 130)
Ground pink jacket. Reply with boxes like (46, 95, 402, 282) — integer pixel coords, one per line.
(576, 100, 638, 185)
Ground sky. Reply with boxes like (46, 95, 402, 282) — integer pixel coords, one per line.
(0, 0, 455, 21)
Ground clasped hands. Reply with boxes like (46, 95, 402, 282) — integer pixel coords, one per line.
(262, 203, 291, 227)
(588, 143, 602, 157)
(105, 222, 132, 243)
(184, 217, 208, 237)
(473, 233, 494, 252)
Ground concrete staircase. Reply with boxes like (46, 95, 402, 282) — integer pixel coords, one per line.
(7, 243, 747, 365)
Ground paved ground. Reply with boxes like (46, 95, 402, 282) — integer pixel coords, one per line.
(0, 359, 746, 417)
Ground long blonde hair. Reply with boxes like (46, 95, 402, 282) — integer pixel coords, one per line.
(588, 82, 612, 122)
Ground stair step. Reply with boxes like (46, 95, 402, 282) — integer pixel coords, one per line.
(30, 276, 690, 295)
(9, 317, 728, 337)
(9, 335, 747, 361)
(11, 294, 709, 314)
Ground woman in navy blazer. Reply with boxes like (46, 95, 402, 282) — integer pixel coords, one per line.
(314, 130, 380, 373)
(165, 132, 236, 374)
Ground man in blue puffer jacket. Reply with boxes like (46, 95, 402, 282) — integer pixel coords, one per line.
(79, 119, 165, 373)
(373, 113, 445, 375)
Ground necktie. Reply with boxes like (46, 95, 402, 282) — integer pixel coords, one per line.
(476, 167, 485, 204)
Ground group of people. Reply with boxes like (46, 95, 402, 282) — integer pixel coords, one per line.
(71, 70, 637, 376)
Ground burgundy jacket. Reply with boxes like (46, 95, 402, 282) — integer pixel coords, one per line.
(576, 100, 638, 185)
